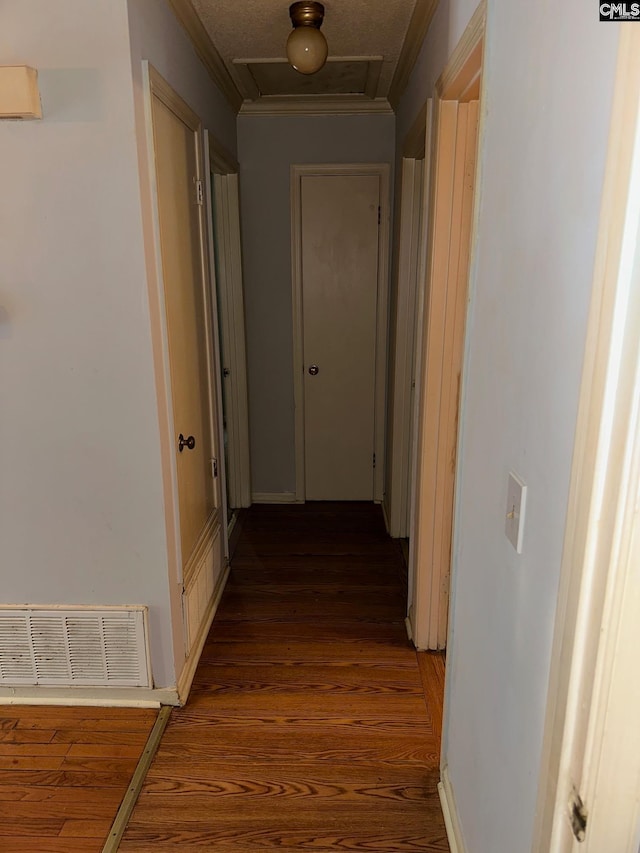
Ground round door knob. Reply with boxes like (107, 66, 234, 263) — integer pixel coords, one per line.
(308, 364, 319, 376)
(178, 433, 196, 452)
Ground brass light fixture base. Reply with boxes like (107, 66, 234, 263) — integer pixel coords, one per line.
(289, 1, 325, 29)
(286, 1, 328, 74)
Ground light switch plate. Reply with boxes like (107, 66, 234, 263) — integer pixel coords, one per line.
(505, 471, 527, 554)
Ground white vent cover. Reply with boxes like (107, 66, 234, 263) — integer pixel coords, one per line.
(0, 607, 150, 687)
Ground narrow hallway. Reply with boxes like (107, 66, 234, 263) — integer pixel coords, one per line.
(121, 503, 448, 851)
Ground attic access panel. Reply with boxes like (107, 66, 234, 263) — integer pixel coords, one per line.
(233, 57, 383, 100)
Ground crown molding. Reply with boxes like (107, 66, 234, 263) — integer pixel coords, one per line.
(238, 96, 394, 117)
(167, 0, 243, 113)
(388, 0, 439, 110)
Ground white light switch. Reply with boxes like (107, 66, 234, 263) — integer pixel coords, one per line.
(505, 472, 527, 554)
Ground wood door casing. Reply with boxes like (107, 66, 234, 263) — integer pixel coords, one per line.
(411, 99, 479, 650)
(300, 174, 380, 501)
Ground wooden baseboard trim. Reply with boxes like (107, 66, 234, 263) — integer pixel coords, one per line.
(101, 705, 172, 852)
(0, 687, 179, 708)
(438, 766, 466, 853)
(251, 492, 298, 504)
(177, 564, 230, 704)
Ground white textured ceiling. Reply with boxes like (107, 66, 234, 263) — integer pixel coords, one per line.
(190, 0, 418, 100)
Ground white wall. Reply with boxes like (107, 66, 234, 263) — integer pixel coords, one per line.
(396, 1, 620, 851)
(237, 114, 395, 497)
(0, 0, 239, 691)
(127, 0, 236, 155)
(0, 1, 173, 685)
(396, 0, 479, 146)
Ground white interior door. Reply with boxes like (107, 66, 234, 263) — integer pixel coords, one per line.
(210, 170, 251, 512)
(300, 173, 380, 501)
(387, 156, 426, 538)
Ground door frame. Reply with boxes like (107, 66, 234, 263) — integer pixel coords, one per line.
(532, 26, 640, 852)
(409, 2, 485, 652)
(141, 62, 224, 687)
(204, 132, 252, 523)
(290, 163, 391, 503)
(385, 102, 433, 540)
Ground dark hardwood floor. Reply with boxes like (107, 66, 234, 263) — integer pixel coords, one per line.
(0, 705, 157, 852)
(122, 502, 448, 852)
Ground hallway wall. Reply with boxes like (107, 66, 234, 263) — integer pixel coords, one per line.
(0, 0, 237, 691)
(0, 0, 174, 684)
(127, 0, 236, 156)
(237, 114, 395, 499)
(396, 1, 620, 851)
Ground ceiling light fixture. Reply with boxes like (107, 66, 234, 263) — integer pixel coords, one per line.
(286, 2, 328, 75)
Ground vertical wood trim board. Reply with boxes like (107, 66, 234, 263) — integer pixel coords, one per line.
(411, 2, 485, 653)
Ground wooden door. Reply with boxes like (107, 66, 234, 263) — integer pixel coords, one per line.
(300, 174, 380, 501)
(151, 94, 216, 567)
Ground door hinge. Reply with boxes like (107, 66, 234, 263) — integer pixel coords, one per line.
(210, 457, 218, 479)
(570, 788, 587, 842)
(378, 205, 381, 225)
(196, 179, 204, 205)
(373, 452, 376, 469)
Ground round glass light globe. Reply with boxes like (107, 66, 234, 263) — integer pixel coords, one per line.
(286, 26, 328, 75)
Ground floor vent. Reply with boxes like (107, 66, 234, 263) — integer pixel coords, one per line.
(0, 607, 150, 687)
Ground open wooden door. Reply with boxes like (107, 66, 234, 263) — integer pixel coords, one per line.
(147, 66, 227, 702)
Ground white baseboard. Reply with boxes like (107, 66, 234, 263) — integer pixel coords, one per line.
(438, 766, 466, 853)
(0, 686, 179, 708)
(251, 491, 297, 504)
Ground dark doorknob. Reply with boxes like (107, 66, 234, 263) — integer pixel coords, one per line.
(178, 433, 196, 452)
(308, 364, 319, 376)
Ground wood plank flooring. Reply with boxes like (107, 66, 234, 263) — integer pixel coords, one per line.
(0, 705, 157, 852)
(122, 502, 448, 852)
